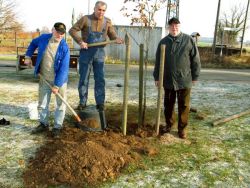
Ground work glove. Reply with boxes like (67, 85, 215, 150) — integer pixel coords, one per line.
(24, 56, 33, 68)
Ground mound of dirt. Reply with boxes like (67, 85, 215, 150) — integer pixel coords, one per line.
(23, 124, 158, 187)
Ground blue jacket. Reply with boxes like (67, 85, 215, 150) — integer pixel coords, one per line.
(26, 33, 70, 87)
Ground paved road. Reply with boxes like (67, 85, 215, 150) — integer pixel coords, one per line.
(199, 69, 250, 83)
(0, 60, 16, 67)
(0, 60, 249, 83)
(106, 64, 250, 83)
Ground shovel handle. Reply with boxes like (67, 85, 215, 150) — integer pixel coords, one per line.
(39, 74, 82, 123)
(87, 40, 117, 47)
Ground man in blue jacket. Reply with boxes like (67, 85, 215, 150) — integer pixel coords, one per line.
(24, 22, 70, 138)
(153, 17, 201, 139)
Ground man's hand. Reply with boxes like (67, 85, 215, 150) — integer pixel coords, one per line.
(24, 57, 33, 68)
(155, 81, 159, 87)
(52, 86, 59, 94)
(116, 37, 124, 44)
(192, 80, 198, 85)
(80, 41, 88, 49)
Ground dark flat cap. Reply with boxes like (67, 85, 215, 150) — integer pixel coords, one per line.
(54, 22, 66, 34)
(168, 17, 180, 25)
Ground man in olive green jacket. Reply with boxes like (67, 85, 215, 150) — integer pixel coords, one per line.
(153, 17, 201, 139)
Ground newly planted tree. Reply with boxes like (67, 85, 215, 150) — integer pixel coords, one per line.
(121, 0, 167, 126)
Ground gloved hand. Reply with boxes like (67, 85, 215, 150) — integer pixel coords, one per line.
(24, 56, 33, 68)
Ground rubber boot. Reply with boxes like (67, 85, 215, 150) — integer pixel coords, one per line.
(99, 110, 107, 130)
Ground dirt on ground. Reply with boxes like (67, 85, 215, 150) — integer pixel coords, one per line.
(22, 119, 159, 188)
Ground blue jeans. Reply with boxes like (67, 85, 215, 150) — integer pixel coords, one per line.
(78, 48, 105, 105)
(38, 79, 67, 129)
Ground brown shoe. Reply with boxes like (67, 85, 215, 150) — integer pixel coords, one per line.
(178, 131, 187, 139)
(165, 126, 171, 133)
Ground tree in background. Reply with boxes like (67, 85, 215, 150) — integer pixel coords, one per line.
(0, 0, 23, 33)
(121, 0, 167, 126)
(121, 0, 167, 27)
(217, 4, 247, 46)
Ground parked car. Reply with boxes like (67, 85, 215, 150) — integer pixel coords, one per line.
(16, 47, 79, 73)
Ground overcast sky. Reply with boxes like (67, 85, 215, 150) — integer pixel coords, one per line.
(16, 0, 250, 41)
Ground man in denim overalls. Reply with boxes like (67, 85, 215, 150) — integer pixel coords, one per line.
(69, 1, 123, 129)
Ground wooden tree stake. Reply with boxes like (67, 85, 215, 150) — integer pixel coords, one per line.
(212, 109, 250, 126)
(155, 44, 166, 135)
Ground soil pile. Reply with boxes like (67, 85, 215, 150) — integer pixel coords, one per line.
(23, 124, 158, 187)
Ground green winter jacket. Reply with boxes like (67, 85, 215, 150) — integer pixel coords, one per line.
(153, 32, 201, 90)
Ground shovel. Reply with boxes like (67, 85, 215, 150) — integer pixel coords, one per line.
(39, 74, 94, 131)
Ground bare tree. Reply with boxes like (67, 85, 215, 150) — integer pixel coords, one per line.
(121, 0, 167, 27)
(217, 4, 247, 46)
(0, 0, 23, 32)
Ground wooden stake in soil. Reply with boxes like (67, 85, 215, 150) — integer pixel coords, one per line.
(212, 109, 250, 126)
(155, 45, 166, 135)
(122, 33, 131, 136)
(138, 44, 144, 127)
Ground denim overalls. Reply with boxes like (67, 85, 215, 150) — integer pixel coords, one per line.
(78, 16, 107, 106)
